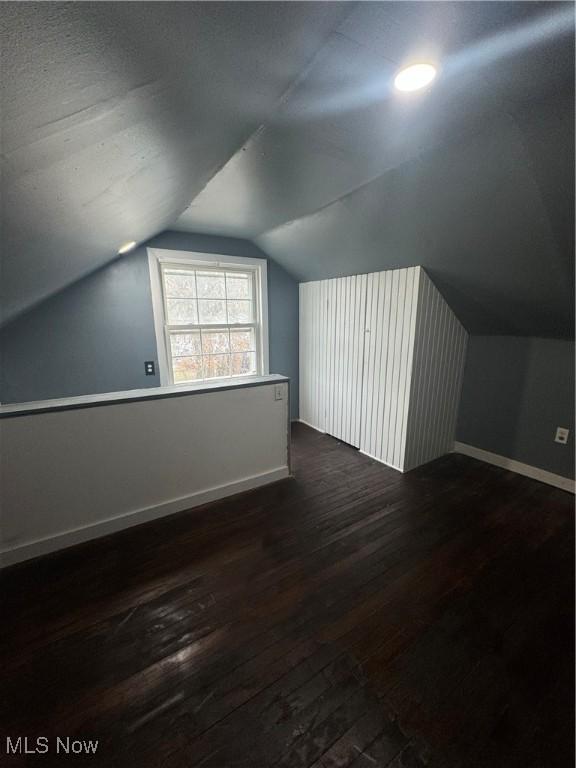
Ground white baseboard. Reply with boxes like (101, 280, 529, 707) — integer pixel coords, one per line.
(453, 442, 575, 494)
(0, 466, 290, 568)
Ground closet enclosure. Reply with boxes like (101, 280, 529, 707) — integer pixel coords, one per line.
(299, 267, 468, 472)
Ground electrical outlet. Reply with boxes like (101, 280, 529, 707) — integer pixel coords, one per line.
(274, 384, 284, 401)
(144, 361, 156, 376)
(555, 427, 569, 445)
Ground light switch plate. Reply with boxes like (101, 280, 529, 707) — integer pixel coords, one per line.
(274, 384, 284, 401)
(555, 427, 569, 445)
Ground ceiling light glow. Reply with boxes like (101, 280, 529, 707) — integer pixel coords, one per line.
(394, 63, 437, 92)
(117, 241, 137, 255)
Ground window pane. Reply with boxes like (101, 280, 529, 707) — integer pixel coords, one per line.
(198, 299, 227, 324)
(226, 273, 251, 299)
(170, 332, 201, 357)
(204, 354, 230, 379)
(201, 330, 230, 355)
(173, 356, 203, 382)
(231, 352, 256, 377)
(164, 270, 196, 298)
(160, 261, 261, 384)
(227, 300, 252, 323)
(197, 271, 225, 299)
(167, 299, 198, 324)
(230, 328, 255, 353)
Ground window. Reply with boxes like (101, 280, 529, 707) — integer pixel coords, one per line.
(148, 250, 268, 386)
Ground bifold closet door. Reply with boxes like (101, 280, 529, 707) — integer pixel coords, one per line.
(359, 267, 420, 469)
(299, 275, 367, 447)
(324, 275, 367, 448)
(299, 280, 325, 433)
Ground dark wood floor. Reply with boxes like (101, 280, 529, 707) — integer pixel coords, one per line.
(1, 423, 574, 768)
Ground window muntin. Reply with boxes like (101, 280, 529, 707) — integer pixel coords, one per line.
(160, 264, 260, 385)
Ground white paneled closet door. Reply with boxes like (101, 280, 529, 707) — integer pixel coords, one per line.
(324, 275, 367, 448)
(299, 275, 366, 447)
(299, 280, 325, 433)
(359, 267, 420, 470)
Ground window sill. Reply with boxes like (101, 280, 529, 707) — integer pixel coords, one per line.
(0, 374, 289, 419)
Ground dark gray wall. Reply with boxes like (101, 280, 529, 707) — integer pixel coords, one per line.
(456, 336, 575, 479)
(0, 231, 299, 419)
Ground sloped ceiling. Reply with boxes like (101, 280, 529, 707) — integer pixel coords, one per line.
(1, 2, 574, 336)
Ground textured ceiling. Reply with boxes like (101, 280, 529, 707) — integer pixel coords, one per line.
(1, 2, 574, 336)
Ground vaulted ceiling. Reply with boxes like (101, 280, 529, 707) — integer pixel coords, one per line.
(1, 2, 574, 336)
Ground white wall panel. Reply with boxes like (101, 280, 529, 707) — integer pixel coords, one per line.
(0, 378, 289, 566)
(404, 270, 468, 471)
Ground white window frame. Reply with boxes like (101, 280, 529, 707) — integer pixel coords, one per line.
(148, 248, 269, 387)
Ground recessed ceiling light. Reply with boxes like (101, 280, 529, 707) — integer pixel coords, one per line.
(117, 241, 137, 255)
(394, 63, 437, 93)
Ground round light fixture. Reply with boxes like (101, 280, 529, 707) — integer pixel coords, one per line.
(394, 63, 437, 93)
(117, 240, 137, 255)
